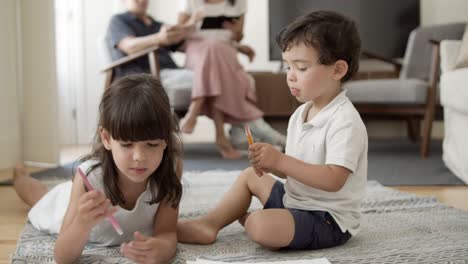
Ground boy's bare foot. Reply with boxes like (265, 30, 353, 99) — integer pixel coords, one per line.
(177, 219, 218, 245)
(238, 213, 251, 226)
(180, 116, 197, 134)
(216, 138, 242, 160)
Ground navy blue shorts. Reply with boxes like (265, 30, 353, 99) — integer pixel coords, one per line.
(264, 181, 351, 250)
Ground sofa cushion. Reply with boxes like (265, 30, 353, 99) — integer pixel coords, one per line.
(440, 67, 468, 114)
(344, 78, 428, 104)
(454, 25, 468, 69)
(160, 69, 193, 111)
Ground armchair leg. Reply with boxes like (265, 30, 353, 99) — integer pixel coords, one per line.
(407, 118, 421, 142)
(420, 105, 435, 158)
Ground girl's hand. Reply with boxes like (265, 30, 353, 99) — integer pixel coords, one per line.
(248, 143, 283, 174)
(121, 232, 165, 264)
(75, 190, 117, 230)
(237, 44, 256, 62)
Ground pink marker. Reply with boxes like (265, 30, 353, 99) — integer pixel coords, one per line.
(77, 167, 123, 236)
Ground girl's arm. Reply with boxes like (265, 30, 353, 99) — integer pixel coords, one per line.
(121, 159, 182, 263)
(54, 173, 116, 263)
(121, 201, 179, 264)
(249, 143, 350, 192)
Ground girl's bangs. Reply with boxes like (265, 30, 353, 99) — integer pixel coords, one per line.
(107, 99, 169, 142)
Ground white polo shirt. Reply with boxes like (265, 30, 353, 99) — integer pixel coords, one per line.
(283, 90, 368, 236)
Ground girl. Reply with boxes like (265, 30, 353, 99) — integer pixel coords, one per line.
(13, 74, 183, 264)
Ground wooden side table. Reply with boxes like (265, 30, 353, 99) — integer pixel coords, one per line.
(249, 71, 301, 117)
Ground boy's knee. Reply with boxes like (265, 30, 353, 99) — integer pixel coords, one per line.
(244, 212, 268, 246)
(240, 167, 257, 182)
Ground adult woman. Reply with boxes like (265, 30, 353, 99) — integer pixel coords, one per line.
(178, 0, 285, 159)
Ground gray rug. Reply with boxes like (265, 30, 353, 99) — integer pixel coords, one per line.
(24, 139, 464, 186)
(183, 139, 464, 186)
(11, 171, 468, 263)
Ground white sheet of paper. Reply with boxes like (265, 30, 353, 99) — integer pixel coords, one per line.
(187, 258, 331, 264)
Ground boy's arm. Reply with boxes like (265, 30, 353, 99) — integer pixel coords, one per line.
(276, 154, 351, 192)
(250, 143, 350, 192)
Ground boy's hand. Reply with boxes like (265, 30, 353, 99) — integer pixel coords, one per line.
(75, 190, 117, 230)
(248, 143, 282, 174)
(121, 232, 165, 264)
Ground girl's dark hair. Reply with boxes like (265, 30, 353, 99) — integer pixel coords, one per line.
(78, 74, 182, 208)
(276, 10, 361, 82)
(228, 0, 235, 5)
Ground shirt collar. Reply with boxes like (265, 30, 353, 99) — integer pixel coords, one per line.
(301, 90, 348, 128)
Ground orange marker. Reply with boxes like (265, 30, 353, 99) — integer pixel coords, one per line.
(244, 124, 254, 145)
(245, 124, 263, 176)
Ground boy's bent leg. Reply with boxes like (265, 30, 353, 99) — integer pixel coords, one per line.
(244, 209, 295, 249)
(177, 167, 276, 244)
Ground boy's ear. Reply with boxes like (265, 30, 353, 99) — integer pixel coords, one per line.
(99, 127, 112, 150)
(332, 60, 349, 81)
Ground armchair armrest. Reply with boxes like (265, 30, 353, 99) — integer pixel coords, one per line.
(101, 45, 160, 89)
(362, 50, 402, 75)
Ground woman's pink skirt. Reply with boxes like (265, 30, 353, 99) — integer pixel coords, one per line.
(185, 38, 263, 124)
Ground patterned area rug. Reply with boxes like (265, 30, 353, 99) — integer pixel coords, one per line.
(11, 171, 468, 263)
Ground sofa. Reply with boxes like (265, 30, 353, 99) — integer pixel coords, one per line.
(439, 40, 468, 183)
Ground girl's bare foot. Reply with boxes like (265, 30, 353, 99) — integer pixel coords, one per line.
(180, 116, 197, 134)
(177, 219, 218, 245)
(216, 138, 242, 160)
(13, 164, 28, 183)
(13, 164, 48, 207)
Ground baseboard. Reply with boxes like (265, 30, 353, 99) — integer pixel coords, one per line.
(366, 120, 444, 140)
(24, 161, 58, 169)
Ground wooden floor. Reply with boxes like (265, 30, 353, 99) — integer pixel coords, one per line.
(1, 167, 468, 263)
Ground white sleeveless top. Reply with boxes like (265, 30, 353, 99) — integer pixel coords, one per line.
(28, 160, 160, 246)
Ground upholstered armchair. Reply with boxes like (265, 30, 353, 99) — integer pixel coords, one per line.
(344, 23, 466, 158)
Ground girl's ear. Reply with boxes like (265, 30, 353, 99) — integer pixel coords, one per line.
(332, 60, 349, 81)
(100, 127, 112, 150)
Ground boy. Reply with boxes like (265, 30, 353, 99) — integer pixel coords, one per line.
(177, 10, 367, 250)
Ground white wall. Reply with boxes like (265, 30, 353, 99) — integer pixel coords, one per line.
(20, 0, 59, 165)
(72, 0, 126, 144)
(0, 0, 21, 170)
(421, 0, 468, 26)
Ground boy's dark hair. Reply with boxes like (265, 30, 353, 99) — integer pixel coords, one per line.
(78, 73, 182, 208)
(276, 10, 361, 82)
